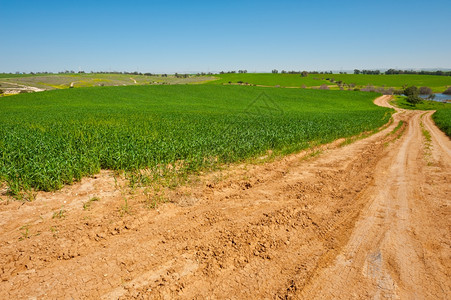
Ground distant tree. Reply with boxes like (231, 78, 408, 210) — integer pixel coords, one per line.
(385, 69, 451, 76)
(354, 69, 360, 74)
(272, 69, 278, 74)
(419, 86, 432, 95)
(301, 71, 308, 77)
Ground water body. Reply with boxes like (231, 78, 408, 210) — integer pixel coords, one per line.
(419, 93, 451, 102)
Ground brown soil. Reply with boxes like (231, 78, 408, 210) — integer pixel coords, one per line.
(0, 96, 449, 299)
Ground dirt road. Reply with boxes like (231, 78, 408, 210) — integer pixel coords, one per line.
(0, 96, 449, 299)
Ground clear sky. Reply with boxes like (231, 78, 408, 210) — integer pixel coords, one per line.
(1, 0, 450, 73)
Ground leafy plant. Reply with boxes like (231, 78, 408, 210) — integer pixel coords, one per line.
(52, 207, 67, 219)
(19, 225, 30, 241)
(119, 197, 131, 216)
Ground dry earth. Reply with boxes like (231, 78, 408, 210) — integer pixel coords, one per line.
(0, 96, 449, 299)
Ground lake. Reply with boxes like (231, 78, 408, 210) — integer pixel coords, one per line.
(419, 93, 451, 102)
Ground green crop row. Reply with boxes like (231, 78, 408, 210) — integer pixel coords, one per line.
(0, 85, 391, 195)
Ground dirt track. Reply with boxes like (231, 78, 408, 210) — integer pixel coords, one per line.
(0, 96, 450, 299)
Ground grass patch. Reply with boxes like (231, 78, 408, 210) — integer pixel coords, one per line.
(391, 120, 405, 135)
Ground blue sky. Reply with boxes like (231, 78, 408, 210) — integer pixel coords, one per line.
(1, 0, 450, 73)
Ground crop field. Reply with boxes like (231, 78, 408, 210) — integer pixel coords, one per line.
(0, 85, 390, 195)
(210, 73, 451, 92)
(0, 73, 216, 91)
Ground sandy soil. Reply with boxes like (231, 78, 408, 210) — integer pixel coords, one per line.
(0, 81, 45, 93)
(0, 96, 449, 299)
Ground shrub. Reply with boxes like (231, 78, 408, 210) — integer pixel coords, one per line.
(443, 87, 451, 95)
(419, 86, 432, 95)
(406, 95, 422, 105)
(404, 86, 422, 105)
(382, 88, 394, 95)
(361, 85, 376, 92)
(319, 84, 329, 90)
(403, 86, 418, 97)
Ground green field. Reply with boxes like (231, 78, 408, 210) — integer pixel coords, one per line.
(393, 96, 451, 137)
(0, 85, 391, 195)
(208, 73, 331, 87)
(209, 73, 451, 92)
(321, 74, 451, 92)
(434, 109, 451, 137)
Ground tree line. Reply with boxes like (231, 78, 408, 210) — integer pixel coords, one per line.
(354, 69, 451, 76)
